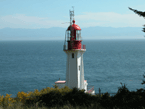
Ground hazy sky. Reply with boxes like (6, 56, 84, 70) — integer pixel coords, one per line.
(0, 0, 145, 29)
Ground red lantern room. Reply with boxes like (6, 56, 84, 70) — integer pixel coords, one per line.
(67, 20, 82, 50)
(63, 9, 86, 51)
(67, 20, 81, 40)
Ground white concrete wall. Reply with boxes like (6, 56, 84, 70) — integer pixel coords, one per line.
(64, 50, 86, 90)
(77, 51, 81, 88)
(66, 54, 69, 86)
(69, 51, 78, 89)
(80, 52, 84, 90)
(79, 50, 85, 90)
(84, 80, 88, 92)
(65, 51, 78, 89)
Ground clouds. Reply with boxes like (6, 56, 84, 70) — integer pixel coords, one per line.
(0, 14, 67, 29)
(75, 12, 145, 28)
(0, 12, 145, 29)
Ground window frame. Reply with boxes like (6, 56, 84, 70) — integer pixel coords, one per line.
(72, 53, 74, 58)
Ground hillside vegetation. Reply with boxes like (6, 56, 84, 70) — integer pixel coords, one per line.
(0, 82, 145, 109)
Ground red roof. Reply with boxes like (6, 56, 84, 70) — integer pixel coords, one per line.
(67, 20, 81, 30)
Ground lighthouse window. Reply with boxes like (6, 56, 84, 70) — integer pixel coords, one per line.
(72, 53, 74, 58)
(76, 30, 81, 40)
(79, 66, 80, 70)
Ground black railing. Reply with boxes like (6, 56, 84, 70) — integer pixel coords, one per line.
(95, 88, 117, 97)
(82, 45, 86, 49)
(63, 44, 86, 50)
(95, 93, 117, 97)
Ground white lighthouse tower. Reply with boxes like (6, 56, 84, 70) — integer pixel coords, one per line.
(55, 8, 95, 95)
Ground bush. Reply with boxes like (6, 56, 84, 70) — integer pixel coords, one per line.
(63, 87, 93, 107)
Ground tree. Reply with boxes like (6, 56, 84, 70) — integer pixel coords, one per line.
(141, 72, 145, 85)
(129, 7, 145, 32)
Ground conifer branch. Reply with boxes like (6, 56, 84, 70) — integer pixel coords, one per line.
(128, 7, 145, 17)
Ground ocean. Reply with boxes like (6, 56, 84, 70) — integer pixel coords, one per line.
(0, 39, 145, 97)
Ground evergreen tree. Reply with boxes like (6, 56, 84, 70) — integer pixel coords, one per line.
(129, 7, 145, 32)
(141, 72, 145, 85)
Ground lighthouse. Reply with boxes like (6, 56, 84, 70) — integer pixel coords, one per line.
(55, 8, 95, 95)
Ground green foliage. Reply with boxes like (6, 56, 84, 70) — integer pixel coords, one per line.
(97, 82, 145, 109)
(129, 7, 145, 17)
(37, 90, 63, 107)
(24, 87, 95, 108)
(53, 84, 59, 89)
(99, 92, 112, 108)
(63, 87, 93, 107)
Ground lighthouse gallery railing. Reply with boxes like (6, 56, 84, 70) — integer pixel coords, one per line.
(63, 44, 86, 50)
(87, 86, 94, 93)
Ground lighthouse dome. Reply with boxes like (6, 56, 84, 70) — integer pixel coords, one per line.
(67, 20, 81, 30)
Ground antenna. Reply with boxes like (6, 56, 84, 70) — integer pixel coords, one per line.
(69, 6, 74, 26)
(72, 6, 75, 20)
(72, 6, 74, 15)
(61, 6, 74, 25)
(69, 6, 74, 49)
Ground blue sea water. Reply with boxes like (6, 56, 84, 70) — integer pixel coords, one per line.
(0, 39, 145, 98)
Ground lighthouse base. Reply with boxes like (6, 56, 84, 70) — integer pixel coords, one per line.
(55, 80, 95, 95)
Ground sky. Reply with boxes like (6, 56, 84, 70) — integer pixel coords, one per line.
(0, 0, 145, 29)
